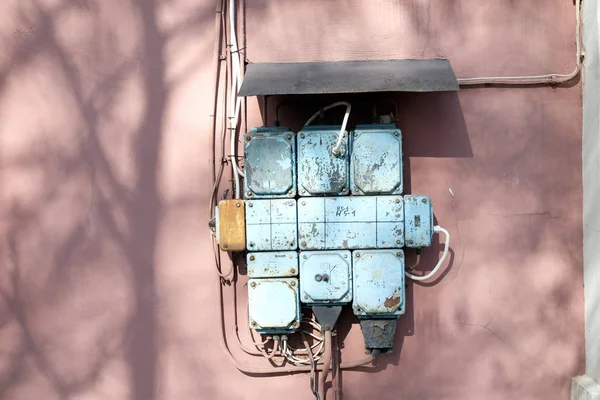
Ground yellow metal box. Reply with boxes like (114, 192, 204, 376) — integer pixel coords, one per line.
(217, 200, 246, 252)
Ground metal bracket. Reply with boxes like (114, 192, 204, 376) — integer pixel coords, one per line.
(312, 306, 343, 331)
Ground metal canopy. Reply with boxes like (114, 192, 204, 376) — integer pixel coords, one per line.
(238, 59, 459, 96)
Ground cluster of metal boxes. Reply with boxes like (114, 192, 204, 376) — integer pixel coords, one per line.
(244, 125, 434, 339)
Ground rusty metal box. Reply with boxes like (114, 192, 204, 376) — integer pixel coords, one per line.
(247, 252, 298, 278)
(297, 196, 404, 250)
(404, 195, 433, 248)
(352, 249, 406, 317)
(350, 124, 403, 195)
(216, 199, 246, 252)
(299, 250, 352, 305)
(248, 277, 300, 334)
(244, 127, 296, 199)
(297, 126, 349, 196)
(245, 199, 298, 251)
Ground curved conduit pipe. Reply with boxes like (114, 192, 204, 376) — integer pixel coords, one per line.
(458, 0, 581, 86)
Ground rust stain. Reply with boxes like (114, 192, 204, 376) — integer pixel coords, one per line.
(384, 295, 400, 309)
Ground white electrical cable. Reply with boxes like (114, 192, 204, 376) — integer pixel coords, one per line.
(405, 225, 450, 282)
(278, 318, 324, 365)
(228, 0, 245, 198)
(458, 0, 581, 85)
(304, 101, 351, 156)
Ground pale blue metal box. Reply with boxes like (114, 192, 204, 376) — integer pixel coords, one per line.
(297, 196, 404, 250)
(352, 249, 406, 318)
(299, 250, 352, 305)
(297, 126, 349, 196)
(350, 124, 403, 195)
(404, 195, 434, 248)
(245, 199, 298, 251)
(244, 127, 296, 199)
(247, 277, 300, 334)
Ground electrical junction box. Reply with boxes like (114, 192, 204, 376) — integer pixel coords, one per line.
(248, 277, 300, 334)
(297, 126, 349, 196)
(244, 127, 296, 199)
(245, 199, 297, 251)
(247, 251, 298, 278)
(352, 249, 406, 317)
(404, 195, 434, 248)
(297, 196, 404, 250)
(215, 199, 246, 252)
(350, 124, 402, 195)
(299, 250, 352, 305)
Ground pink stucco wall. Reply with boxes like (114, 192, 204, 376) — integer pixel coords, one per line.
(0, 0, 583, 399)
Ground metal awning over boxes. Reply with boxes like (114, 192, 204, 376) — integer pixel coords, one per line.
(238, 59, 459, 97)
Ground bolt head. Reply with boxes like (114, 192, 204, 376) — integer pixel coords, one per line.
(304, 295, 309, 300)
(290, 269, 296, 274)
(394, 131, 399, 136)
(343, 254, 348, 258)
(396, 252, 402, 257)
(236, 202, 241, 207)
(247, 191, 253, 196)
(290, 280, 296, 287)
(290, 242, 295, 247)
(248, 202, 253, 207)
(395, 198, 400, 203)
(245, 136, 251, 141)
(422, 198, 427, 204)
(250, 282, 256, 288)
(396, 240, 401, 244)
(222, 244, 228, 249)
(315, 274, 322, 282)
(353, 132, 358, 137)
(249, 242, 254, 247)
(288, 189, 293, 195)
(303, 255, 307, 259)
(321, 274, 329, 282)
(355, 252, 361, 258)
(301, 201, 306, 206)
(408, 239, 414, 245)
(249, 255, 255, 261)
(300, 133, 305, 139)
(286, 133, 292, 140)
(301, 241, 307, 247)
(292, 321, 300, 329)
(251, 321, 257, 327)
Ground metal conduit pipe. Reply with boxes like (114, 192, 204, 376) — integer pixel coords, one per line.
(458, 0, 581, 86)
(318, 330, 333, 400)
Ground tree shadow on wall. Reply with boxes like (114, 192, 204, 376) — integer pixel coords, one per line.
(0, 1, 218, 399)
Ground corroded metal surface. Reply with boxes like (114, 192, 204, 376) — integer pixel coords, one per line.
(359, 319, 398, 353)
(352, 250, 406, 317)
(244, 127, 296, 199)
(299, 250, 352, 305)
(351, 124, 403, 195)
(245, 199, 297, 251)
(247, 251, 298, 278)
(238, 59, 459, 96)
(297, 127, 349, 196)
(298, 196, 404, 250)
(404, 195, 434, 248)
(248, 277, 300, 334)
